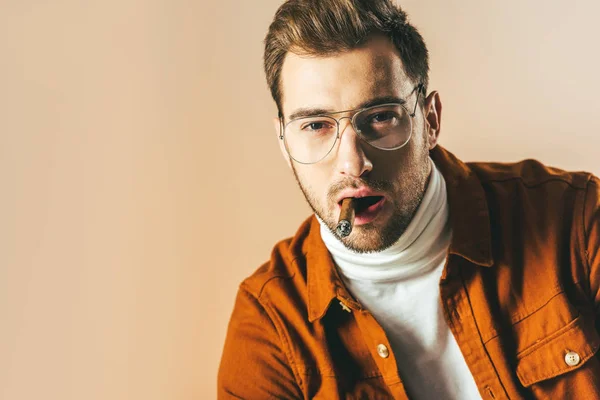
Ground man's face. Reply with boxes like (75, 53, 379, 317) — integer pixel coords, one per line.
(277, 35, 440, 253)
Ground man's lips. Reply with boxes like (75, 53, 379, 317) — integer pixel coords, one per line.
(336, 188, 386, 206)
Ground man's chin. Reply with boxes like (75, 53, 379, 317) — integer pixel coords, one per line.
(318, 208, 402, 252)
(336, 223, 396, 253)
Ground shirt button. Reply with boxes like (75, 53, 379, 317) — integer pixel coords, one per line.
(339, 301, 351, 313)
(377, 344, 389, 358)
(564, 351, 580, 366)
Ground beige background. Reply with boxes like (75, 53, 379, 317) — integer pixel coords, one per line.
(1, 0, 598, 399)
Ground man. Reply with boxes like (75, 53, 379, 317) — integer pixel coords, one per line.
(218, 0, 600, 398)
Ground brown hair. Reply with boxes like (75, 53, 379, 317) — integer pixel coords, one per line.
(264, 0, 429, 116)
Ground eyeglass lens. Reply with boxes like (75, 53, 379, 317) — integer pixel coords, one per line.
(284, 104, 412, 164)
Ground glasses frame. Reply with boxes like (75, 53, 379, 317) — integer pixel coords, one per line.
(278, 83, 424, 165)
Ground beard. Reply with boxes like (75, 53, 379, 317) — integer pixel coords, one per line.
(290, 150, 431, 253)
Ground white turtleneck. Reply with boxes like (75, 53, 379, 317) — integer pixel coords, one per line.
(319, 159, 482, 399)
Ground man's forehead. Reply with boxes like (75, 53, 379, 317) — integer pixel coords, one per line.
(279, 38, 411, 118)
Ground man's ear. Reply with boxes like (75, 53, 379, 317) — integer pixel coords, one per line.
(273, 116, 292, 169)
(423, 91, 442, 150)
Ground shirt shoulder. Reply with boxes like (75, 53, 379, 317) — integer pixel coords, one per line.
(240, 215, 314, 301)
(466, 158, 593, 189)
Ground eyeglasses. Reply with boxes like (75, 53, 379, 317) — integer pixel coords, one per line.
(279, 84, 424, 164)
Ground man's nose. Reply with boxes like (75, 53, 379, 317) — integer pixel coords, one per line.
(334, 118, 373, 178)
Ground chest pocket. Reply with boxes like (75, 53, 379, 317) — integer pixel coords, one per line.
(515, 315, 600, 387)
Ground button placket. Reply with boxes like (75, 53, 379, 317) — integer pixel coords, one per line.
(351, 310, 404, 391)
(439, 266, 510, 400)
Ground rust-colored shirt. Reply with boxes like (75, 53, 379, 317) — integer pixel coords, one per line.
(218, 146, 600, 399)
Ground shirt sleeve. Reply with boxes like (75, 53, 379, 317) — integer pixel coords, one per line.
(218, 285, 303, 400)
(583, 175, 600, 329)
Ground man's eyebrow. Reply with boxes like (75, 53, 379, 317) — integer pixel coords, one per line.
(287, 96, 407, 121)
(288, 107, 333, 121)
(359, 95, 407, 110)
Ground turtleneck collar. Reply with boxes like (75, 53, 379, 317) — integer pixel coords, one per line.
(318, 158, 451, 283)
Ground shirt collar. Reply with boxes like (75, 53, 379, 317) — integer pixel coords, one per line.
(430, 145, 493, 268)
(305, 145, 493, 322)
(305, 217, 354, 322)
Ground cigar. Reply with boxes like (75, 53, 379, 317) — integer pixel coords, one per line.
(336, 198, 356, 237)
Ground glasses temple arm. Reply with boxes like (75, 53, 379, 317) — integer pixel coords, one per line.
(278, 112, 284, 139)
(410, 83, 424, 117)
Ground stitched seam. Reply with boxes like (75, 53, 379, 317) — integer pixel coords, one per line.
(460, 268, 510, 398)
(299, 371, 383, 379)
(581, 176, 595, 279)
(298, 252, 321, 322)
(509, 284, 566, 325)
(256, 271, 297, 298)
(222, 388, 245, 399)
(516, 316, 580, 358)
(251, 247, 305, 297)
(240, 284, 305, 395)
(263, 299, 305, 394)
(483, 284, 571, 344)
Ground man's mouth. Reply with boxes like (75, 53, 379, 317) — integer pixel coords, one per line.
(334, 186, 388, 227)
(352, 196, 384, 214)
(338, 195, 385, 215)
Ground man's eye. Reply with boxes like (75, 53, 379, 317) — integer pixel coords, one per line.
(369, 112, 397, 123)
(301, 121, 333, 131)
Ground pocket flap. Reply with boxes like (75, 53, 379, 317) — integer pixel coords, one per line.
(516, 316, 600, 387)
